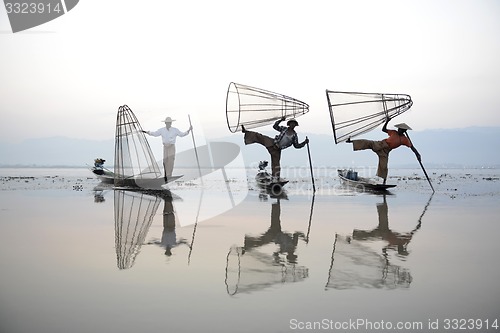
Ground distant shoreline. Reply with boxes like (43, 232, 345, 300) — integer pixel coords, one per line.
(1, 165, 499, 169)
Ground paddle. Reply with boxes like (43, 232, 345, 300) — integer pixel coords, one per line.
(305, 137, 315, 192)
(188, 115, 203, 184)
(305, 193, 315, 244)
(187, 187, 204, 265)
(405, 132, 435, 193)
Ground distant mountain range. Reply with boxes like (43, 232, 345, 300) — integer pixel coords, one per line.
(0, 136, 114, 168)
(0, 127, 499, 168)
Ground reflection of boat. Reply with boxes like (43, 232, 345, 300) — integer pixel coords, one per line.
(338, 169, 396, 191)
(255, 161, 288, 195)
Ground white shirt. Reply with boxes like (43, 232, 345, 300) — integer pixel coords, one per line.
(161, 229, 177, 248)
(147, 126, 189, 145)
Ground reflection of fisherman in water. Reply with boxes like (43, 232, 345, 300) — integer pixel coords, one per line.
(148, 196, 188, 256)
(243, 200, 305, 264)
(352, 194, 427, 256)
(225, 199, 309, 295)
(161, 196, 188, 256)
(93, 190, 105, 203)
(326, 195, 432, 290)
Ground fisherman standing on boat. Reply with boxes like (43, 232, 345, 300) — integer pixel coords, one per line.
(346, 117, 421, 184)
(241, 116, 309, 181)
(143, 117, 192, 182)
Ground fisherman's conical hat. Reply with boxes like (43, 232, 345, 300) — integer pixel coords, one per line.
(162, 117, 176, 123)
(394, 123, 412, 130)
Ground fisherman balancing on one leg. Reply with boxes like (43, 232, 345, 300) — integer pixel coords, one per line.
(346, 117, 421, 184)
(241, 117, 309, 182)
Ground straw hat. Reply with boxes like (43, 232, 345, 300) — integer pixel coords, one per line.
(394, 123, 412, 130)
(162, 117, 176, 123)
(287, 119, 299, 126)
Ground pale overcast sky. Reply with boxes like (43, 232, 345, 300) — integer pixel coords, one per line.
(1, 0, 499, 143)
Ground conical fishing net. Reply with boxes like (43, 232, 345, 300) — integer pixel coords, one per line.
(326, 91, 413, 143)
(225, 246, 308, 295)
(114, 105, 162, 187)
(226, 82, 309, 133)
(325, 234, 412, 290)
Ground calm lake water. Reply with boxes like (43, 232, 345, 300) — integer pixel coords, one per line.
(0, 168, 499, 333)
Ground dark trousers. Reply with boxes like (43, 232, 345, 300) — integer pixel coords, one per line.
(244, 131, 282, 177)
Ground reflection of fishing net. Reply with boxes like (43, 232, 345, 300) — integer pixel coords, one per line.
(326, 91, 413, 143)
(325, 234, 412, 290)
(114, 105, 162, 187)
(114, 190, 162, 269)
(225, 246, 308, 295)
(226, 82, 309, 133)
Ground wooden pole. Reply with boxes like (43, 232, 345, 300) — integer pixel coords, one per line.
(306, 137, 316, 192)
(188, 115, 203, 184)
(405, 132, 435, 193)
(305, 193, 315, 244)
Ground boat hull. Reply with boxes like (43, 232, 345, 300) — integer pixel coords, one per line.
(255, 171, 288, 195)
(337, 169, 396, 192)
(91, 168, 181, 188)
